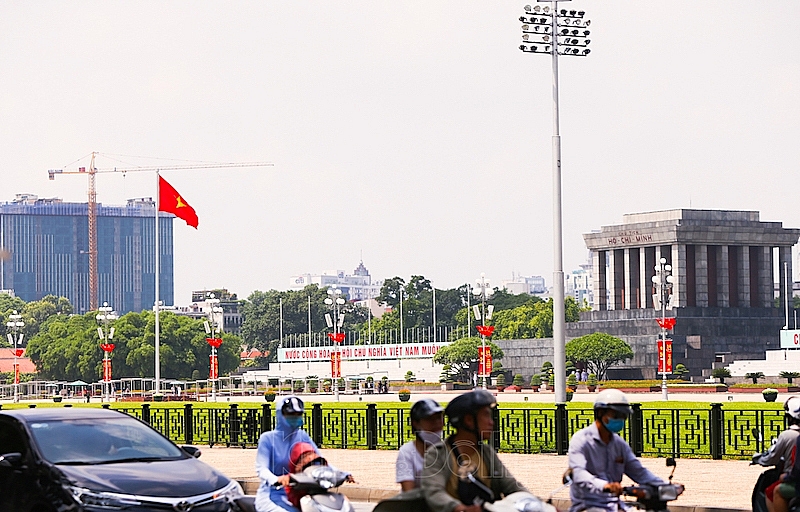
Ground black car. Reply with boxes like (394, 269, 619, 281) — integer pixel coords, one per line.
(0, 407, 244, 511)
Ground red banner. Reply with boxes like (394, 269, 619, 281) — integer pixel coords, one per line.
(478, 346, 492, 378)
(103, 358, 112, 382)
(209, 354, 219, 380)
(13, 363, 19, 384)
(657, 339, 673, 374)
(207, 337, 223, 348)
(656, 317, 676, 330)
(100, 343, 115, 353)
(327, 332, 346, 343)
(14, 348, 24, 357)
(476, 325, 495, 337)
(331, 351, 342, 378)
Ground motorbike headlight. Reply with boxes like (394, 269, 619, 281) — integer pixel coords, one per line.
(657, 485, 679, 501)
(515, 497, 546, 512)
(67, 485, 142, 509)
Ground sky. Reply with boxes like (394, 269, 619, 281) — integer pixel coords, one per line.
(1, 1, 799, 304)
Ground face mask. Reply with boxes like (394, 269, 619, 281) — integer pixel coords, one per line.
(285, 416, 304, 429)
(417, 430, 443, 446)
(604, 418, 625, 433)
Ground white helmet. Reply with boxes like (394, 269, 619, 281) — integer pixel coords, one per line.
(785, 397, 800, 420)
(594, 389, 632, 417)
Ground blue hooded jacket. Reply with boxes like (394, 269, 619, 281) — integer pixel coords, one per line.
(255, 396, 319, 511)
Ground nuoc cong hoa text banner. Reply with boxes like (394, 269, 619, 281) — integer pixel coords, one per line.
(277, 342, 450, 363)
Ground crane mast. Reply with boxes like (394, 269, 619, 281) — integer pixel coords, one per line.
(48, 154, 271, 312)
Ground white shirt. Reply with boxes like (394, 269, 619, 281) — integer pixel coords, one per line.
(396, 441, 425, 488)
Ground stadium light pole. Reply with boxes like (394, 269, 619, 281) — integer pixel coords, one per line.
(519, 1, 591, 404)
(6, 310, 24, 403)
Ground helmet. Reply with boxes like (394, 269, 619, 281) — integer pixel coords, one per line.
(289, 442, 326, 473)
(593, 389, 632, 417)
(281, 396, 305, 415)
(785, 397, 800, 420)
(410, 399, 444, 422)
(445, 390, 497, 429)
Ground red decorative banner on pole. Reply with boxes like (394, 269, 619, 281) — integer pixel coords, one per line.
(331, 351, 342, 378)
(656, 317, 676, 330)
(209, 354, 219, 380)
(103, 358, 112, 382)
(327, 332, 346, 343)
(476, 325, 495, 337)
(478, 346, 493, 378)
(14, 348, 24, 357)
(100, 343, 115, 353)
(657, 339, 673, 373)
(207, 337, 223, 348)
(13, 363, 19, 384)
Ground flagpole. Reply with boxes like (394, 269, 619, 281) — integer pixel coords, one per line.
(154, 170, 161, 394)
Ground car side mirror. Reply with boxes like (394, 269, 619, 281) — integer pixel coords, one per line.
(0, 453, 23, 468)
(181, 446, 201, 458)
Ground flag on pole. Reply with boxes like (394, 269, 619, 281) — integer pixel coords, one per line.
(158, 176, 198, 228)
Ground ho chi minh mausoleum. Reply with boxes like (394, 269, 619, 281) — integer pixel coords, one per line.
(564, 209, 800, 379)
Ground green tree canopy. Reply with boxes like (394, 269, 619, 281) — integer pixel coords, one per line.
(490, 297, 583, 339)
(1, 294, 73, 346)
(565, 332, 633, 380)
(25, 310, 241, 382)
(433, 336, 503, 383)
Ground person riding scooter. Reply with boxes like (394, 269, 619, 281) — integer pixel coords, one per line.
(568, 389, 683, 512)
(397, 399, 445, 491)
(754, 397, 800, 512)
(421, 389, 527, 512)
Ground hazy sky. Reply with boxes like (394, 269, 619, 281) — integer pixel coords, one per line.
(1, 1, 799, 304)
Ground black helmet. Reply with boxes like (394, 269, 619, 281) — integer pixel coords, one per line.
(280, 395, 305, 415)
(410, 399, 444, 422)
(445, 390, 496, 429)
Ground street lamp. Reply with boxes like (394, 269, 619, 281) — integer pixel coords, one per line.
(472, 274, 494, 389)
(652, 258, 675, 401)
(204, 294, 224, 402)
(96, 302, 118, 403)
(324, 287, 346, 401)
(519, 2, 591, 404)
(6, 310, 24, 403)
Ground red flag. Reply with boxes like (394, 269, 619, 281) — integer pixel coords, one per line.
(159, 176, 198, 228)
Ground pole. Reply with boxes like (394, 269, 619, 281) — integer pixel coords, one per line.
(432, 287, 437, 343)
(785, 261, 790, 329)
(661, 259, 668, 401)
(550, 0, 566, 405)
(334, 297, 339, 402)
(481, 284, 487, 390)
(399, 289, 403, 368)
(467, 284, 472, 337)
(154, 170, 161, 395)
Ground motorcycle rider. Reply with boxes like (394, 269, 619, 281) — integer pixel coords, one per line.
(756, 397, 800, 512)
(255, 396, 319, 512)
(396, 398, 445, 491)
(421, 389, 528, 512)
(568, 389, 682, 512)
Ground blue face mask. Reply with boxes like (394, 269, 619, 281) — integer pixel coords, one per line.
(604, 418, 625, 433)
(285, 416, 304, 429)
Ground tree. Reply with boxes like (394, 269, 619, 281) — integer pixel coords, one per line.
(565, 332, 633, 380)
(1, 294, 73, 346)
(746, 372, 765, 384)
(780, 371, 800, 385)
(433, 336, 504, 383)
(490, 289, 537, 311)
(491, 297, 583, 340)
(25, 311, 241, 382)
(711, 367, 731, 384)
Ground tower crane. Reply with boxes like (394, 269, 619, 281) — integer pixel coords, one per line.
(48, 152, 272, 311)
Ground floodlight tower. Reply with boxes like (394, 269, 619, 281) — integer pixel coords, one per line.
(519, 2, 591, 404)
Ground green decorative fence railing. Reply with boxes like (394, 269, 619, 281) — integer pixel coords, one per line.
(110, 403, 785, 460)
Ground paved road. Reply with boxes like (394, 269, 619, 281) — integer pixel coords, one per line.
(200, 446, 756, 511)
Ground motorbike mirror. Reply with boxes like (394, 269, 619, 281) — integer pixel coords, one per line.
(563, 469, 573, 485)
(752, 428, 763, 443)
(666, 457, 676, 467)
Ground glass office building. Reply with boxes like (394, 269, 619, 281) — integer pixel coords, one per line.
(0, 195, 173, 314)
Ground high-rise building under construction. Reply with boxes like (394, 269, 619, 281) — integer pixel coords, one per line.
(0, 194, 173, 314)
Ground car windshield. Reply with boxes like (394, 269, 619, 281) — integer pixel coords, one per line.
(27, 416, 185, 465)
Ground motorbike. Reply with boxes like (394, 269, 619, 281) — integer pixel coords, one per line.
(751, 427, 783, 512)
(233, 465, 354, 512)
(617, 458, 683, 512)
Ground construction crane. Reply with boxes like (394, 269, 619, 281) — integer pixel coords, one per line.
(48, 152, 272, 311)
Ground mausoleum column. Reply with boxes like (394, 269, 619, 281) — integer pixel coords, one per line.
(739, 246, 751, 307)
(639, 248, 648, 310)
(672, 244, 686, 308)
(608, 249, 618, 310)
(760, 247, 773, 307)
(593, 251, 606, 311)
(695, 245, 709, 307)
(717, 246, 730, 308)
(779, 246, 793, 315)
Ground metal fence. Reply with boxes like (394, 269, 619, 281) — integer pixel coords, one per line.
(109, 403, 785, 460)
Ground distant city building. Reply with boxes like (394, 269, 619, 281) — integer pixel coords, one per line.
(567, 261, 593, 307)
(174, 288, 242, 335)
(0, 194, 173, 314)
(289, 261, 382, 301)
(501, 273, 547, 296)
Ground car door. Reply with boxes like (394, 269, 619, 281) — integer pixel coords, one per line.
(0, 417, 42, 512)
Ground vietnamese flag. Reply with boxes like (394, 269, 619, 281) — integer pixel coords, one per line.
(159, 176, 198, 228)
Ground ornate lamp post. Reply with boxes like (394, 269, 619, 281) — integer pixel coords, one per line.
(6, 310, 24, 403)
(204, 294, 224, 402)
(325, 287, 346, 401)
(96, 302, 118, 402)
(472, 274, 494, 389)
(519, 2, 591, 404)
(652, 258, 675, 400)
